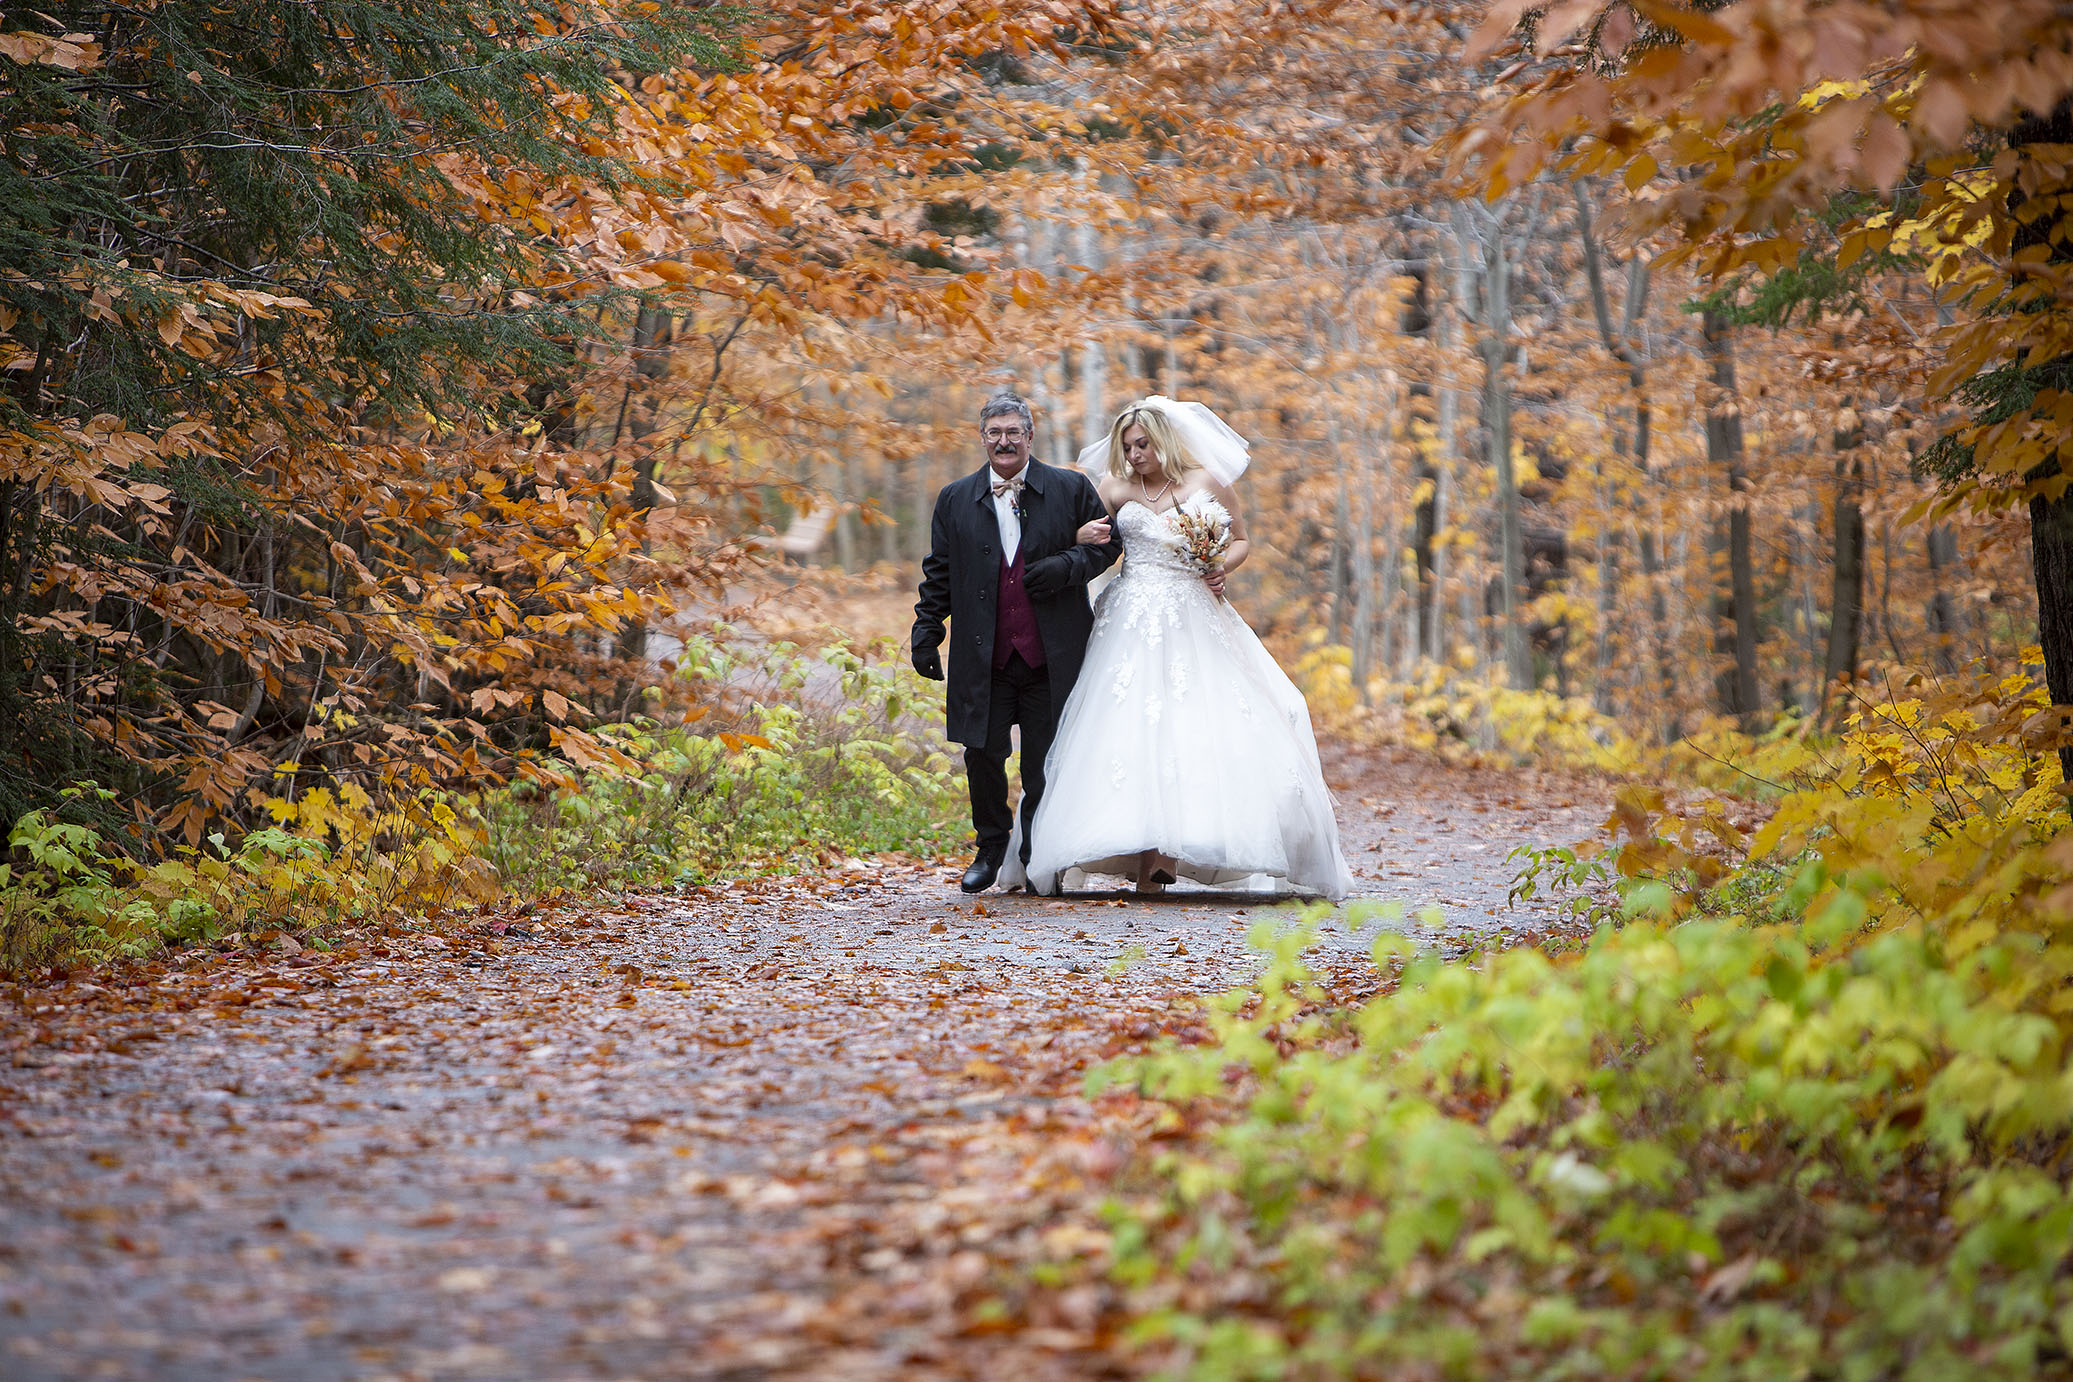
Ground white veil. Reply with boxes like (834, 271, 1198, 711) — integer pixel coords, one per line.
(1076, 395, 1252, 486)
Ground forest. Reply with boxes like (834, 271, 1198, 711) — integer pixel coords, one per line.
(4, 0, 2073, 1377)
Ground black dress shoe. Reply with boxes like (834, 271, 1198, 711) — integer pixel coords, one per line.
(960, 854, 1003, 893)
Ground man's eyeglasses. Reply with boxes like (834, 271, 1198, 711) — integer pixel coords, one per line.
(982, 428, 1029, 443)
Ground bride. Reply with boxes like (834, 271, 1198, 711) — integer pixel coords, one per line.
(1004, 396, 1355, 900)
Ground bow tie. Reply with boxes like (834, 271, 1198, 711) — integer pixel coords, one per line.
(990, 474, 1026, 500)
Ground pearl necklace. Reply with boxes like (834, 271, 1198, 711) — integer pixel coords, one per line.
(1138, 472, 1174, 508)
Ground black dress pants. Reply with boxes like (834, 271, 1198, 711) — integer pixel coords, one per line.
(964, 652, 1054, 865)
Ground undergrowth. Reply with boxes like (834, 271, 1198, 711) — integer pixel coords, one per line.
(2, 636, 963, 975)
(479, 635, 963, 893)
(1093, 649, 2073, 1378)
(1294, 641, 1637, 771)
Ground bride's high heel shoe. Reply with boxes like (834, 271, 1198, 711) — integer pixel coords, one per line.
(1136, 850, 1178, 893)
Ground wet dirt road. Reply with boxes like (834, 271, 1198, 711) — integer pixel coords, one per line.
(0, 747, 1607, 1380)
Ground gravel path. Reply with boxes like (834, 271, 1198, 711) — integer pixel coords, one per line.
(0, 746, 1607, 1380)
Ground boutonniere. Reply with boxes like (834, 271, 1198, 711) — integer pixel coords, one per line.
(990, 473, 1028, 521)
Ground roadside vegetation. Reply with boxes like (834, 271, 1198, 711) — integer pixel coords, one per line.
(1094, 653, 2073, 1378)
(2, 638, 963, 974)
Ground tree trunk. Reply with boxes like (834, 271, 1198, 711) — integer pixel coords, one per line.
(228, 524, 275, 744)
(1822, 414, 1866, 718)
(1637, 502, 1677, 737)
(1411, 471, 1438, 664)
(2010, 100, 2073, 787)
(1427, 240, 1474, 664)
(2031, 489, 2073, 785)
(1386, 524, 1412, 678)
(1330, 462, 1351, 647)
(1031, 359, 1068, 473)
(1460, 203, 1529, 690)
(1575, 188, 1656, 717)
(1077, 191, 1108, 451)
(1427, 434, 1452, 663)
(1029, 215, 1075, 472)
(617, 303, 670, 662)
(1793, 497, 1824, 713)
(1402, 255, 1441, 664)
(831, 392, 858, 573)
(1343, 417, 1376, 694)
(840, 443, 867, 574)
(1926, 523, 1964, 672)
(1703, 308, 1760, 729)
(909, 408, 934, 562)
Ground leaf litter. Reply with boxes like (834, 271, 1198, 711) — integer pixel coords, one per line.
(0, 747, 1603, 1379)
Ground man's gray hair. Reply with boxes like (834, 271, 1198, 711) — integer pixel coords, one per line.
(978, 391, 1034, 435)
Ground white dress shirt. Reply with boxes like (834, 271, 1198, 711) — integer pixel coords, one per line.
(990, 462, 1026, 564)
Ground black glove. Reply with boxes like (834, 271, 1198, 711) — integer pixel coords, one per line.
(912, 643, 943, 680)
(1023, 554, 1067, 599)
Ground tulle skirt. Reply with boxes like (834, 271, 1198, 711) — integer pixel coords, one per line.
(1005, 563, 1354, 900)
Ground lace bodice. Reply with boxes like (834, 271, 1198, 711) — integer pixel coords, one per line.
(1116, 499, 1205, 578)
(1095, 496, 1231, 670)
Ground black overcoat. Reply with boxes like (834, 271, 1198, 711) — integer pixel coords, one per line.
(911, 460, 1122, 747)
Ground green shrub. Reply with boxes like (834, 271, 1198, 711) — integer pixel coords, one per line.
(0, 786, 367, 969)
(2, 637, 966, 973)
(478, 634, 966, 892)
(1092, 661, 2073, 1380)
(1098, 900, 2073, 1379)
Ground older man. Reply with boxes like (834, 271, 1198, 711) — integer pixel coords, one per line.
(911, 392, 1121, 892)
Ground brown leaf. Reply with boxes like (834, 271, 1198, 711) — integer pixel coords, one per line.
(1910, 79, 1971, 149)
(1860, 111, 1909, 191)
(1700, 1253, 1764, 1305)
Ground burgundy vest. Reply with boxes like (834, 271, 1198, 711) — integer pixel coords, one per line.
(993, 549, 1046, 670)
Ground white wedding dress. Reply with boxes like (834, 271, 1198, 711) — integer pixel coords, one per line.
(1009, 498, 1355, 900)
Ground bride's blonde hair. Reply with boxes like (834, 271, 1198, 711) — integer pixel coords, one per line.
(1103, 402, 1200, 486)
